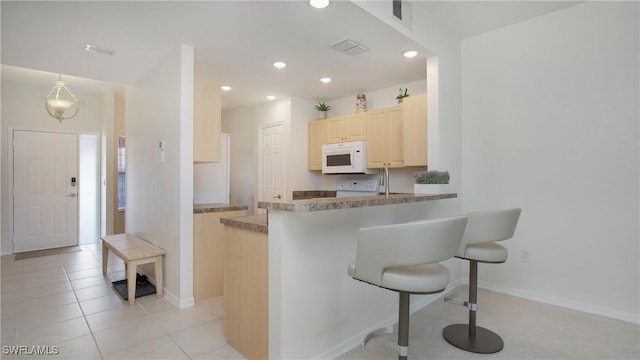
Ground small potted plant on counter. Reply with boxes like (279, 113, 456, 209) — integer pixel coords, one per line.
(396, 88, 410, 104)
(315, 102, 331, 119)
(414, 169, 450, 194)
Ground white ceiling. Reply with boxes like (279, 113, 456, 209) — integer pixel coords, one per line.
(1, 1, 580, 111)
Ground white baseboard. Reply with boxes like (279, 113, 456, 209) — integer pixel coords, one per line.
(137, 269, 194, 309)
(315, 279, 462, 360)
(473, 279, 640, 325)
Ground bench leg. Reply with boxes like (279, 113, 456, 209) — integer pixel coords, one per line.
(102, 242, 109, 275)
(155, 257, 164, 298)
(127, 261, 136, 305)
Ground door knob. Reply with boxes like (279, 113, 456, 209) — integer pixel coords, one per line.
(66, 193, 77, 197)
(273, 194, 282, 199)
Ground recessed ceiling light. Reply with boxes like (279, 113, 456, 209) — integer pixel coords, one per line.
(320, 77, 332, 83)
(84, 44, 115, 56)
(309, 0, 330, 9)
(403, 50, 418, 58)
(220, 85, 232, 91)
(266, 95, 276, 101)
(273, 61, 287, 69)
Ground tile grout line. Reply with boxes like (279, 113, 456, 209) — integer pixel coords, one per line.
(136, 294, 194, 359)
(61, 245, 106, 360)
(86, 243, 190, 359)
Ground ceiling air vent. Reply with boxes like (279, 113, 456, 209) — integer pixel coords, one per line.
(331, 39, 369, 56)
(392, 0, 413, 30)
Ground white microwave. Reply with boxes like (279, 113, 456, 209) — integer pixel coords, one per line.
(322, 141, 376, 174)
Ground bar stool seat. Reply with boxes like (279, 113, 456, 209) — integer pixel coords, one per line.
(442, 208, 521, 354)
(349, 216, 468, 360)
(349, 263, 450, 293)
(464, 242, 508, 263)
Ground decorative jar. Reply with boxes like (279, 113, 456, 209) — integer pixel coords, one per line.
(356, 94, 367, 113)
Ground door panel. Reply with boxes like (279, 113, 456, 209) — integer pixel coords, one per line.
(258, 124, 284, 208)
(13, 131, 78, 252)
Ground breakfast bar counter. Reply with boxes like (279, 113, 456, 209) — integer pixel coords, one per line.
(222, 193, 460, 359)
(258, 192, 457, 212)
(264, 193, 461, 359)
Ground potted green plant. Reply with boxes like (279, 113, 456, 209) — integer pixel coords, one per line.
(414, 169, 450, 194)
(315, 102, 331, 119)
(396, 88, 410, 104)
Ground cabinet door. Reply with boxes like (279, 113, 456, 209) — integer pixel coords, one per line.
(323, 116, 345, 144)
(387, 106, 404, 168)
(193, 210, 246, 301)
(366, 110, 386, 168)
(402, 93, 427, 166)
(193, 68, 221, 162)
(307, 120, 323, 170)
(344, 113, 366, 142)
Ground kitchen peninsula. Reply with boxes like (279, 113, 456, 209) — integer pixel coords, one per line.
(222, 192, 458, 359)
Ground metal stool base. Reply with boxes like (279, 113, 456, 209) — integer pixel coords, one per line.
(442, 324, 504, 354)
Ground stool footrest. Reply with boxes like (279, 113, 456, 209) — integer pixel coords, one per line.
(442, 324, 503, 354)
(363, 326, 394, 348)
(444, 294, 476, 311)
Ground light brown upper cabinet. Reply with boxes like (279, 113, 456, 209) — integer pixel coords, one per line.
(193, 63, 221, 163)
(307, 120, 324, 170)
(402, 93, 428, 167)
(366, 106, 404, 168)
(306, 93, 427, 170)
(323, 113, 366, 144)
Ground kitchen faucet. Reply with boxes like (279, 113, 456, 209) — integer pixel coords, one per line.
(379, 166, 390, 199)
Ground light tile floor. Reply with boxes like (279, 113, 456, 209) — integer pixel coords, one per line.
(2, 244, 639, 360)
(1, 244, 242, 360)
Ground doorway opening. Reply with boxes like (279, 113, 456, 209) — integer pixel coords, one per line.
(79, 133, 99, 244)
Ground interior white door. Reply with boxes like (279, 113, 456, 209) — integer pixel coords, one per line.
(13, 130, 79, 252)
(258, 123, 284, 209)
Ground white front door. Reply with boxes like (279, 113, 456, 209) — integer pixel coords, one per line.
(13, 130, 79, 252)
(258, 123, 284, 211)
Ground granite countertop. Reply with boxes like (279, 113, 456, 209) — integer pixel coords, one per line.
(220, 214, 268, 234)
(193, 203, 248, 214)
(292, 190, 337, 200)
(258, 193, 457, 212)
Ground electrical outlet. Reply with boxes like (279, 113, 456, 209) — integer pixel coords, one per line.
(521, 249, 532, 263)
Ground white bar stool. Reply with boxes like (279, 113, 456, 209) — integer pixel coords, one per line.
(442, 208, 521, 353)
(348, 216, 468, 360)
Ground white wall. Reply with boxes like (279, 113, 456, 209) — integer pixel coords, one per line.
(1, 73, 105, 255)
(461, 1, 639, 322)
(289, 97, 322, 192)
(222, 107, 256, 214)
(125, 44, 194, 307)
(326, 79, 427, 118)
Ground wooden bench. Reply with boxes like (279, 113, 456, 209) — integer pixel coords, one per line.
(101, 234, 166, 305)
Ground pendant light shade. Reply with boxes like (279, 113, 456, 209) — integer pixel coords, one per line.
(43, 74, 83, 122)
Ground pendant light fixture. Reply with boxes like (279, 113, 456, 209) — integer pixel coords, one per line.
(43, 74, 83, 122)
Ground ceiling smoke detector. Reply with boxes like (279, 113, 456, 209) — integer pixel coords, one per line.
(331, 39, 369, 56)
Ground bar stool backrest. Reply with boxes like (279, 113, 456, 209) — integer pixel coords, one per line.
(457, 208, 521, 257)
(353, 216, 468, 287)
